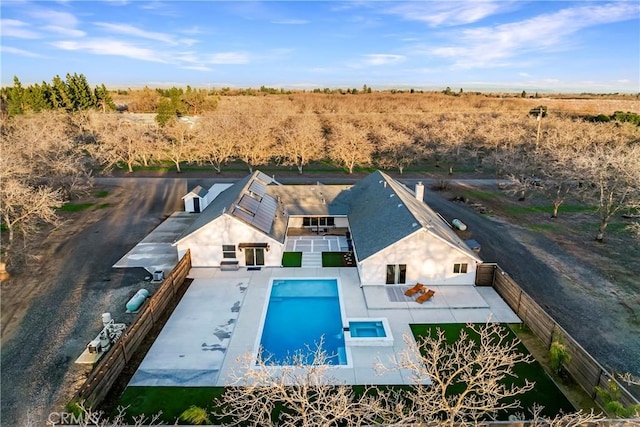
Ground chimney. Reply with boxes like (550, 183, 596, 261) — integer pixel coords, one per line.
(415, 182, 424, 201)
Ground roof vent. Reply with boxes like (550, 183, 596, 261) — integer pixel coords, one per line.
(389, 194, 395, 198)
(397, 203, 403, 208)
(412, 222, 418, 228)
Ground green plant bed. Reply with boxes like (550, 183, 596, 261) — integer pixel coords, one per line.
(94, 190, 109, 198)
(322, 252, 355, 267)
(59, 203, 94, 212)
(118, 386, 224, 423)
(282, 252, 302, 267)
(410, 323, 575, 419)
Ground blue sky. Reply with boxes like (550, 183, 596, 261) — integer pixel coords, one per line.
(1, 1, 639, 92)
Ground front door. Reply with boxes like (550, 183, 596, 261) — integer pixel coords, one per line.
(245, 248, 265, 266)
(193, 198, 200, 213)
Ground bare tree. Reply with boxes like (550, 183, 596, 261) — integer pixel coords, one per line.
(376, 322, 535, 426)
(0, 179, 64, 247)
(89, 116, 154, 173)
(327, 119, 373, 174)
(213, 342, 390, 427)
(273, 114, 324, 174)
(573, 143, 640, 242)
(523, 404, 603, 427)
(192, 112, 238, 173)
(158, 119, 195, 173)
(235, 110, 275, 173)
(373, 121, 421, 174)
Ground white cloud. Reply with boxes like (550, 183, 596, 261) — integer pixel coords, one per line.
(271, 19, 309, 25)
(0, 45, 43, 58)
(182, 65, 213, 72)
(362, 54, 406, 66)
(93, 22, 177, 45)
(51, 38, 166, 63)
(1, 19, 41, 39)
(428, 2, 640, 69)
(206, 52, 250, 64)
(29, 9, 79, 29)
(384, 1, 513, 27)
(44, 25, 86, 37)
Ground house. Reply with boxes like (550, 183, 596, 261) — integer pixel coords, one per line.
(173, 170, 481, 285)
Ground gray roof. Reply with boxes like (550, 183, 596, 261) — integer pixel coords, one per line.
(176, 170, 481, 261)
(183, 185, 208, 199)
(267, 184, 351, 216)
(347, 171, 481, 261)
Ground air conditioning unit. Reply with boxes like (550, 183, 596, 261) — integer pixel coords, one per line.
(87, 339, 101, 354)
(152, 270, 164, 281)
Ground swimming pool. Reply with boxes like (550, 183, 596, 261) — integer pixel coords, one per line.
(259, 278, 347, 365)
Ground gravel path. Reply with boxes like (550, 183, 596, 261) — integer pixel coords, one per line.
(1, 179, 187, 426)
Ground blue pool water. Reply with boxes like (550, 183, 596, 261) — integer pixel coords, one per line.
(260, 279, 346, 365)
(349, 321, 386, 338)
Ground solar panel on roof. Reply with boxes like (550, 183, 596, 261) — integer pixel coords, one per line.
(232, 206, 254, 224)
(248, 180, 267, 197)
(238, 194, 260, 213)
(251, 194, 277, 233)
(256, 171, 273, 184)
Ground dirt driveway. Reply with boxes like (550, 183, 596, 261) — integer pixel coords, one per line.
(1, 175, 638, 425)
(1, 178, 188, 426)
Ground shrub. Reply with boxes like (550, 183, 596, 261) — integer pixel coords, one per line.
(549, 340, 571, 375)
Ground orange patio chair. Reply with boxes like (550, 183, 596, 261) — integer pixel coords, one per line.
(404, 283, 426, 297)
(416, 289, 435, 303)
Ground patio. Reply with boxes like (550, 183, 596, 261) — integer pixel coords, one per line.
(127, 266, 520, 388)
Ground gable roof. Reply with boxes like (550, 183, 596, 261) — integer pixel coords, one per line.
(175, 170, 481, 262)
(347, 171, 481, 261)
(182, 185, 208, 199)
(174, 171, 287, 245)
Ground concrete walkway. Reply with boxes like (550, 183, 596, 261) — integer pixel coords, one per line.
(113, 212, 194, 275)
(127, 267, 520, 388)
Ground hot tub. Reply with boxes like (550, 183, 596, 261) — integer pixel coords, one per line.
(344, 318, 393, 346)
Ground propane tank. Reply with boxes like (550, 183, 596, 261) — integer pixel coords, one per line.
(102, 312, 112, 326)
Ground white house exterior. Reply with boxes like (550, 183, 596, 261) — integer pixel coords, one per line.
(182, 185, 209, 213)
(173, 170, 481, 285)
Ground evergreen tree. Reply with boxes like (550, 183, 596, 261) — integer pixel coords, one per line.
(7, 76, 25, 116)
(51, 75, 73, 110)
(94, 84, 115, 112)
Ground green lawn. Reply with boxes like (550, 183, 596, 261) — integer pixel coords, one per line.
(502, 204, 594, 216)
(118, 386, 224, 423)
(59, 202, 94, 212)
(282, 252, 302, 267)
(410, 323, 575, 418)
(322, 251, 356, 267)
(116, 323, 575, 423)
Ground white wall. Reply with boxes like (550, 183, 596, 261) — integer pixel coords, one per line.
(183, 195, 196, 213)
(176, 215, 284, 267)
(358, 229, 477, 286)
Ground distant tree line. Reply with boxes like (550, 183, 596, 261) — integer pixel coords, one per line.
(1, 74, 115, 116)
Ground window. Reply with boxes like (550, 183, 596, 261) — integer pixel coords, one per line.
(386, 264, 407, 284)
(302, 217, 335, 227)
(222, 245, 236, 259)
(453, 263, 468, 274)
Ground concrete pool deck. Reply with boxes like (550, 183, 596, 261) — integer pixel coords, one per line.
(128, 267, 520, 387)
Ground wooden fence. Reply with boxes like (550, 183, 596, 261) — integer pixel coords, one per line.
(74, 250, 192, 407)
(476, 263, 639, 409)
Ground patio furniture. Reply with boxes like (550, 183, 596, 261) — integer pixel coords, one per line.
(404, 283, 426, 296)
(415, 289, 435, 303)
